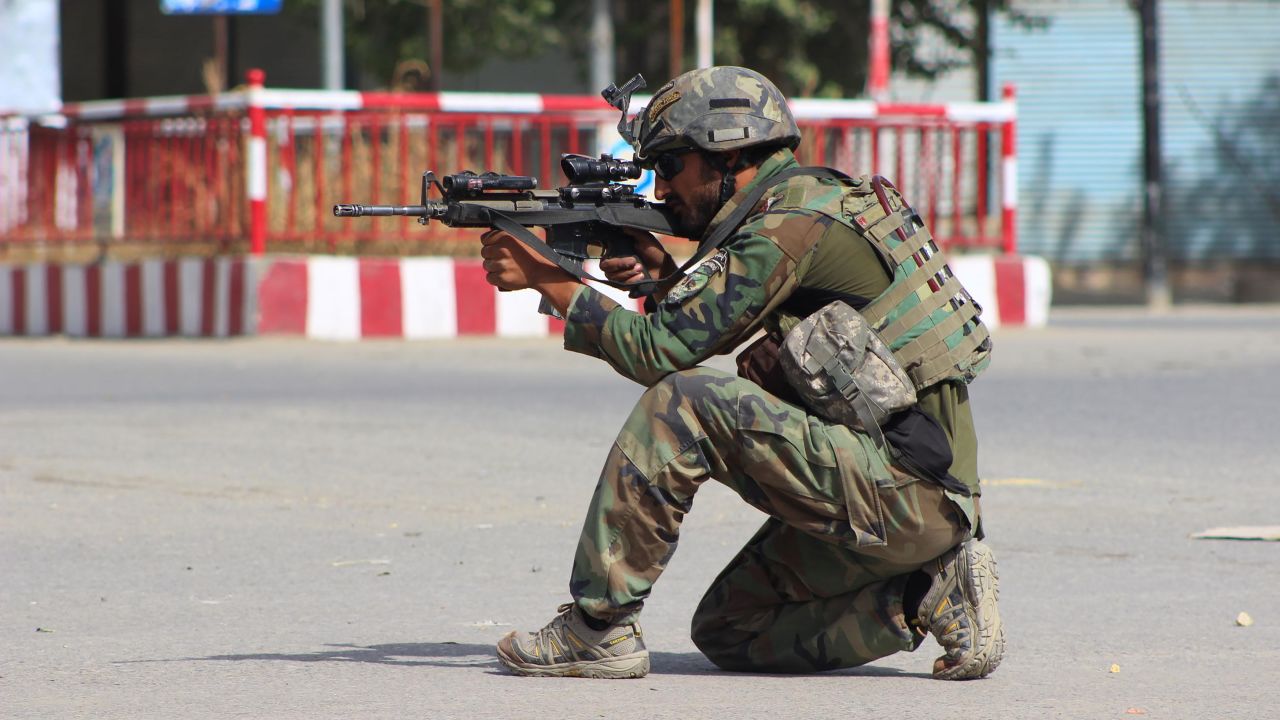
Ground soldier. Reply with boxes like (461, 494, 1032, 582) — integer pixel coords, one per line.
(478, 66, 1003, 680)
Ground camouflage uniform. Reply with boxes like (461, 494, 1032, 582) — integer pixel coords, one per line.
(561, 145, 981, 672)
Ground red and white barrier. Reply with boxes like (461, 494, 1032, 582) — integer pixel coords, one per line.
(1, 257, 254, 337)
(258, 254, 1048, 338)
(949, 254, 1051, 329)
(2, 252, 1046, 339)
(255, 257, 642, 340)
(41, 88, 1017, 125)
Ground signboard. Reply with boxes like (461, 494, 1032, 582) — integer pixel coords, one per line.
(161, 0, 284, 14)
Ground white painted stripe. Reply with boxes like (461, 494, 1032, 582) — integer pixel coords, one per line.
(179, 258, 204, 336)
(256, 89, 363, 111)
(23, 263, 48, 335)
(62, 265, 86, 337)
(948, 256, 1000, 331)
(945, 101, 1016, 124)
(1022, 256, 1053, 329)
(145, 96, 192, 116)
(100, 262, 126, 337)
(214, 258, 231, 338)
(214, 94, 247, 112)
(306, 257, 361, 341)
(141, 259, 165, 337)
(438, 93, 543, 114)
(66, 100, 127, 121)
(1002, 157, 1018, 210)
(496, 289, 550, 338)
(248, 137, 268, 201)
(400, 257, 457, 339)
(789, 98, 879, 120)
(0, 266, 12, 334)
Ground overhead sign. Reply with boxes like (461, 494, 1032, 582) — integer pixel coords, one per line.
(161, 0, 284, 14)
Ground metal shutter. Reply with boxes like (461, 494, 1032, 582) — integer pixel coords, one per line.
(992, 0, 1143, 262)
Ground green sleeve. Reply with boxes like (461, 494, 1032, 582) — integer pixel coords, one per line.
(563, 230, 794, 386)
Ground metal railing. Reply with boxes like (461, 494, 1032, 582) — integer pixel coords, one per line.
(1, 71, 1017, 259)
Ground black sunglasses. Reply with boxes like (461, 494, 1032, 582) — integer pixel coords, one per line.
(647, 148, 696, 181)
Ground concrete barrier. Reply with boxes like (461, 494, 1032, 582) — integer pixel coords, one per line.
(2, 253, 1050, 339)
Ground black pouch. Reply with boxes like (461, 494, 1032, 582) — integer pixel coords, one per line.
(882, 407, 971, 496)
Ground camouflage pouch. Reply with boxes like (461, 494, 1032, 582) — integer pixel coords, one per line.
(780, 300, 917, 446)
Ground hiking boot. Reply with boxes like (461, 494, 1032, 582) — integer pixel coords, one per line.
(915, 539, 1005, 680)
(495, 603, 650, 679)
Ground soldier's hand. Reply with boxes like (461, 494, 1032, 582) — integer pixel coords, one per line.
(600, 228, 676, 285)
(479, 228, 572, 291)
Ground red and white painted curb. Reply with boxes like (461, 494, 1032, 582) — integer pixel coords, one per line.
(267, 254, 1047, 339)
(256, 257, 642, 341)
(2, 254, 1047, 339)
(1, 257, 254, 337)
(949, 254, 1051, 329)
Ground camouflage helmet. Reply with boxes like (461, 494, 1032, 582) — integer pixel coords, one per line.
(626, 66, 801, 162)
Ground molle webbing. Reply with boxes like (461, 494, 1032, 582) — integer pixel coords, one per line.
(844, 176, 991, 389)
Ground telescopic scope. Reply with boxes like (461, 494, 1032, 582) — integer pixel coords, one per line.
(561, 154, 642, 185)
(442, 171, 537, 197)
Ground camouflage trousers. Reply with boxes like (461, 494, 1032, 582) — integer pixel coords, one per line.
(570, 367, 975, 673)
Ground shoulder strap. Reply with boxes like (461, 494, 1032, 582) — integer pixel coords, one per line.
(678, 166, 853, 278)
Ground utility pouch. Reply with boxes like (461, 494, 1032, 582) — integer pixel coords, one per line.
(780, 300, 917, 447)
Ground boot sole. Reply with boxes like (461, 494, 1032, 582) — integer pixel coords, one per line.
(936, 539, 1005, 680)
(496, 646, 651, 679)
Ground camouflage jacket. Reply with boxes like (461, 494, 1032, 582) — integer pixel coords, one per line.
(564, 148, 983, 495)
(564, 148, 854, 385)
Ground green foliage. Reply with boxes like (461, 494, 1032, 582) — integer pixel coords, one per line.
(288, 0, 565, 86)
(715, 0, 1047, 97)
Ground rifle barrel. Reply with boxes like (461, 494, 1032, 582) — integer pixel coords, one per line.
(333, 204, 428, 217)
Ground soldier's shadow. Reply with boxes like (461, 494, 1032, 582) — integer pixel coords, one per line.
(165, 641, 924, 678)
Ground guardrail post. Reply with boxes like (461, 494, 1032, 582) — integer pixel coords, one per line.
(1000, 82, 1018, 255)
(247, 68, 267, 255)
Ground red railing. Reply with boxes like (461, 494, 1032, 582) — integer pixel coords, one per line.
(0, 72, 1017, 258)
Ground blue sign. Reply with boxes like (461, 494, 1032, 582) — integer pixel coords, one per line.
(161, 0, 283, 14)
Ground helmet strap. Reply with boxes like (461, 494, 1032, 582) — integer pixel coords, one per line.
(705, 151, 742, 206)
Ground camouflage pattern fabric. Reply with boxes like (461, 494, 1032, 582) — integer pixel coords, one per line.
(562, 149, 837, 384)
(569, 367, 972, 671)
(630, 66, 801, 160)
(560, 146, 979, 672)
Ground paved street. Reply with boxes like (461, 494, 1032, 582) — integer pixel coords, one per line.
(3, 307, 1278, 719)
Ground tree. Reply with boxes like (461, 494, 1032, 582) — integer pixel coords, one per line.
(711, 0, 1047, 98)
(287, 0, 566, 88)
(288, 0, 1045, 98)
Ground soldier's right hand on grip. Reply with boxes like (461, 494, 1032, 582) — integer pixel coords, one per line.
(599, 228, 673, 286)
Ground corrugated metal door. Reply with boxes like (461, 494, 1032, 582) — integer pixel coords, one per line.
(1162, 1, 1280, 260)
(992, 0, 1143, 262)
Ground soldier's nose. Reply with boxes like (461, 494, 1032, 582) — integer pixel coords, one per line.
(654, 177, 671, 201)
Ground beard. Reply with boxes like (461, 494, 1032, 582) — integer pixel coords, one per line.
(666, 166, 724, 238)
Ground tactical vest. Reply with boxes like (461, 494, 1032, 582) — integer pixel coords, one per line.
(810, 175, 992, 391)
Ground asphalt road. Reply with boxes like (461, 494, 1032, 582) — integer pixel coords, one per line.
(3, 307, 1278, 719)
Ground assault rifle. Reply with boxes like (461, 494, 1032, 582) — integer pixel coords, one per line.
(333, 152, 683, 315)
